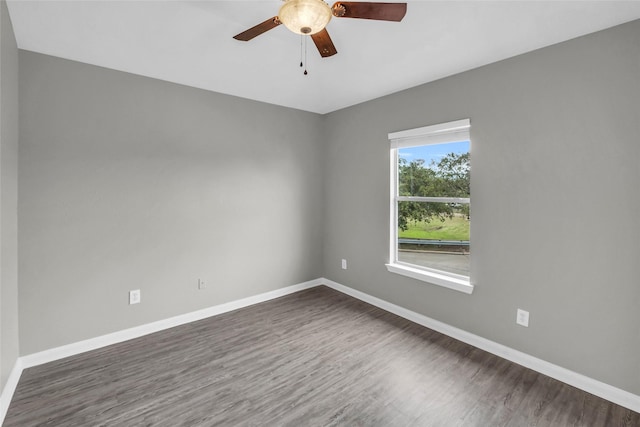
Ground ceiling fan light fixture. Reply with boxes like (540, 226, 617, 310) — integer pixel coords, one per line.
(278, 0, 332, 35)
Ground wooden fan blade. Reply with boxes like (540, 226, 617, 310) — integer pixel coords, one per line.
(311, 29, 338, 58)
(233, 16, 281, 41)
(331, 2, 407, 22)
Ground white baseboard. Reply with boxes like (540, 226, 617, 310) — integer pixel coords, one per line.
(21, 278, 322, 369)
(320, 278, 640, 414)
(3, 276, 638, 425)
(1, 278, 322, 425)
(0, 358, 23, 423)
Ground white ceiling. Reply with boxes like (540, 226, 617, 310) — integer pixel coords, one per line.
(7, 1, 640, 114)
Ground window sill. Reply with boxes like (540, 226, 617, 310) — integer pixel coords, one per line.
(385, 263, 474, 294)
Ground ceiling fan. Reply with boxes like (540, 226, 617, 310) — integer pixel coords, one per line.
(233, 0, 407, 58)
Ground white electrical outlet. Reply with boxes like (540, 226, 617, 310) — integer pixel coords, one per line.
(516, 309, 529, 327)
(129, 289, 141, 305)
(341, 259, 347, 270)
(198, 278, 206, 290)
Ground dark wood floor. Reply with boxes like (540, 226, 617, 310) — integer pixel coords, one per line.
(5, 286, 639, 426)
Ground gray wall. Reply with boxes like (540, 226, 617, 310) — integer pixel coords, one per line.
(0, 0, 19, 390)
(18, 52, 325, 354)
(323, 20, 640, 395)
(13, 16, 640, 397)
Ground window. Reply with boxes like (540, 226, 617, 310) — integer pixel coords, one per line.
(386, 119, 473, 294)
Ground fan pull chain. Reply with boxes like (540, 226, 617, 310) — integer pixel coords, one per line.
(298, 35, 309, 76)
(304, 36, 308, 75)
(300, 35, 304, 68)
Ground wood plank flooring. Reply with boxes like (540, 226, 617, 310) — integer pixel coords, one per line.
(5, 286, 639, 426)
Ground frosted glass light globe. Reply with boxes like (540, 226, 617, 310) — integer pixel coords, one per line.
(278, 0, 332, 35)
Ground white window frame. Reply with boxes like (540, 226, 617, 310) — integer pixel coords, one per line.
(386, 119, 474, 294)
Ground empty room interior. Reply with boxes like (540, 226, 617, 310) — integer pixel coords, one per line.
(1, 1, 640, 425)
